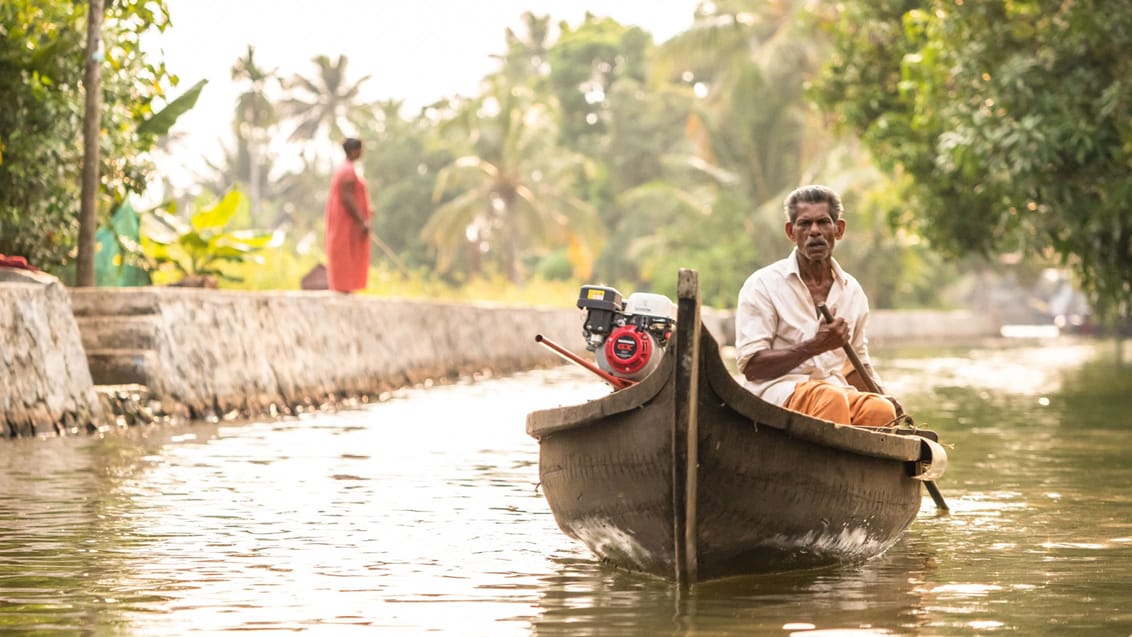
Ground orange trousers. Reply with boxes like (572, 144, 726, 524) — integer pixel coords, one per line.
(784, 379, 896, 426)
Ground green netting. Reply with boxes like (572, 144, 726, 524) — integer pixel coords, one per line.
(95, 201, 151, 287)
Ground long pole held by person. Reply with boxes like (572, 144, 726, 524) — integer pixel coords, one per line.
(817, 303, 950, 511)
(369, 231, 411, 277)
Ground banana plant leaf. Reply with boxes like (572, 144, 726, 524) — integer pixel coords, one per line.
(137, 79, 208, 137)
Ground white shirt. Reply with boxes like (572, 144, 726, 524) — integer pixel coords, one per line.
(735, 248, 874, 406)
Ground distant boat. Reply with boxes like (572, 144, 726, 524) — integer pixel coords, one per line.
(526, 269, 947, 583)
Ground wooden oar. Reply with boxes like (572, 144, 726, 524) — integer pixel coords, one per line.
(817, 303, 950, 511)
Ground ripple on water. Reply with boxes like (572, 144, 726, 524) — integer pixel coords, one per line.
(2, 345, 1132, 635)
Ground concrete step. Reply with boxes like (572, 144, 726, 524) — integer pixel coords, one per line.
(70, 288, 163, 317)
(75, 315, 161, 352)
(85, 348, 155, 386)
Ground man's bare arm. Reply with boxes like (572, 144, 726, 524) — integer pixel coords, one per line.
(741, 317, 849, 382)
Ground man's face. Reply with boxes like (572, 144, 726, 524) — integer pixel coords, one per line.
(785, 201, 845, 263)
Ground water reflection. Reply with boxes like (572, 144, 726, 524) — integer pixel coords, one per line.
(528, 532, 947, 636)
(1, 340, 1131, 635)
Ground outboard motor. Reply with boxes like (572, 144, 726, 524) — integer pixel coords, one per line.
(577, 285, 677, 381)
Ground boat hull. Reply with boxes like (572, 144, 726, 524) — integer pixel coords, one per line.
(528, 270, 939, 582)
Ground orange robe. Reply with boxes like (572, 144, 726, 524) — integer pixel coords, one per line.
(324, 160, 372, 292)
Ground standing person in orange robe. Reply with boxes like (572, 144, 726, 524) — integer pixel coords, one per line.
(324, 138, 372, 293)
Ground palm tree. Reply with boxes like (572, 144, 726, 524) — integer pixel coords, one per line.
(231, 45, 278, 223)
(279, 54, 373, 165)
(422, 75, 601, 284)
(650, 0, 844, 268)
(655, 1, 947, 307)
(659, 0, 830, 199)
(495, 11, 552, 86)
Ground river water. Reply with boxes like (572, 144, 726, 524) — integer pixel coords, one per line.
(2, 338, 1130, 636)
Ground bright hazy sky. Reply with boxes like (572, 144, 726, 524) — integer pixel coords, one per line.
(148, 0, 700, 184)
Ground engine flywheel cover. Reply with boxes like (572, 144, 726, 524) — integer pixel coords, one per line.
(605, 326, 651, 374)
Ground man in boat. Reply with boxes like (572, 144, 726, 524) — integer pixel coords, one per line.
(735, 184, 901, 427)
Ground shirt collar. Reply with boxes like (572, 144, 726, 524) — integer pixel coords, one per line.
(786, 247, 849, 285)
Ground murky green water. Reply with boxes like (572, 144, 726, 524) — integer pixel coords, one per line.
(2, 339, 1130, 636)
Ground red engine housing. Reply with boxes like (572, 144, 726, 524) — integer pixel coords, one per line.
(603, 325, 653, 377)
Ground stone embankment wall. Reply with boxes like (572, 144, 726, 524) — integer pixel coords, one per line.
(68, 288, 619, 423)
(2, 278, 998, 438)
(0, 272, 103, 437)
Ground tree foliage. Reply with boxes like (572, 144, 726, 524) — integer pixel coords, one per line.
(144, 189, 276, 285)
(0, 0, 178, 273)
(1, 1, 87, 270)
(548, 13, 652, 152)
(813, 0, 1132, 320)
(280, 54, 374, 158)
(229, 45, 278, 223)
(356, 99, 449, 270)
(612, 0, 960, 310)
(423, 76, 601, 284)
(6, 1, 997, 309)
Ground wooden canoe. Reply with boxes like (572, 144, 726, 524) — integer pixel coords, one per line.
(526, 269, 947, 583)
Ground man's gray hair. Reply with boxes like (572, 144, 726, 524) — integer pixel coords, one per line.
(783, 185, 844, 222)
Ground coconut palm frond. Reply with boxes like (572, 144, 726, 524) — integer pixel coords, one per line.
(420, 185, 493, 273)
(617, 180, 714, 218)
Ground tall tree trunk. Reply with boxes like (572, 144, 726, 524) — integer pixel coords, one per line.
(76, 0, 104, 287)
(249, 135, 261, 225)
(503, 199, 521, 285)
(1117, 302, 1128, 368)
